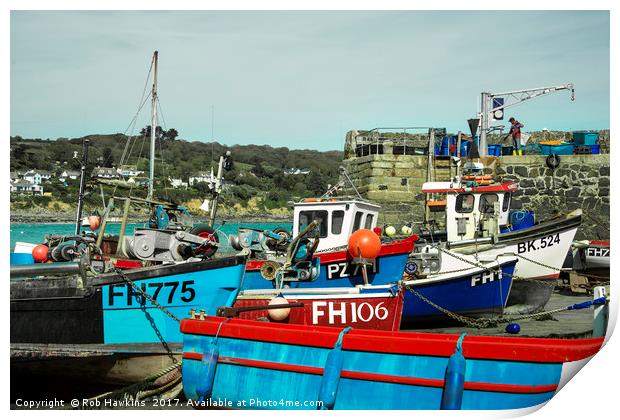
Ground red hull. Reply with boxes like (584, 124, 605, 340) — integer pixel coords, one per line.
(234, 290, 404, 331)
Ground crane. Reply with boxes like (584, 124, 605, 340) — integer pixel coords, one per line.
(478, 83, 575, 156)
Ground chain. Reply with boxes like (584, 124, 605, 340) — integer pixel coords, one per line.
(113, 268, 181, 323)
(436, 246, 564, 286)
(403, 284, 498, 328)
(403, 283, 607, 329)
(512, 252, 565, 273)
(314, 245, 348, 254)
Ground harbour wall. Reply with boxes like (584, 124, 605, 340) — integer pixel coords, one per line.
(341, 153, 610, 240)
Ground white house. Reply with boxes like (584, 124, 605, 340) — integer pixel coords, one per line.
(23, 170, 52, 184)
(117, 166, 143, 178)
(168, 177, 188, 189)
(189, 171, 215, 186)
(92, 167, 120, 179)
(59, 170, 81, 182)
(11, 180, 43, 195)
(284, 168, 311, 176)
(23, 171, 42, 185)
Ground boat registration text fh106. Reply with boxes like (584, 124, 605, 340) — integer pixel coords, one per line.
(311, 301, 389, 324)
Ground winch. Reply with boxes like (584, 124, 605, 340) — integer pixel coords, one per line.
(125, 227, 219, 262)
(407, 243, 442, 277)
(228, 227, 291, 257)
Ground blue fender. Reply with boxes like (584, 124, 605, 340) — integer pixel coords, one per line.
(195, 340, 219, 403)
(317, 327, 351, 410)
(441, 333, 467, 410)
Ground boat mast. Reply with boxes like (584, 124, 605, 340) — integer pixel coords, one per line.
(74, 138, 89, 235)
(148, 51, 158, 200)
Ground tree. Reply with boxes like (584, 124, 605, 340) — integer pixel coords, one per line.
(306, 171, 326, 196)
(139, 126, 178, 141)
(164, 128, 178, 141)
(102, 147, 114, 167)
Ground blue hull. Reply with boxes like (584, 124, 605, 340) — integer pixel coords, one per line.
(101, 259, 246, 344)
(180, 316, 603, 410)
(402, 260, 516, 320)
(243, 252, 408, 291)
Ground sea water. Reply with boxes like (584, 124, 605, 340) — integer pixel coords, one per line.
(10, 221, 292, 253)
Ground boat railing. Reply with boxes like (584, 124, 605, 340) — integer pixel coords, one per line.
(352, 127, 442, 157)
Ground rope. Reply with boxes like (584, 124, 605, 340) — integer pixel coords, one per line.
(84, 361, 182, 404)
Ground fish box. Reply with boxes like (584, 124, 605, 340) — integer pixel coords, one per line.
(572, 131, 599, 145)
(539, 143, 574, 155)
(487, 144, 501, 156)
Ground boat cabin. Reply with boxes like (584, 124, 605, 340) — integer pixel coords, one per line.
(422, 181, 518, 242)
(292, 198, 380, 252)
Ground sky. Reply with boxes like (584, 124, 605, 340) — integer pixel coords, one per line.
(10, 10, 610, 151)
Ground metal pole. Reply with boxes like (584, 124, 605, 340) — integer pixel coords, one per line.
(96, 198, 115, 249)
(75, 138, 89, 235)
(593, 286, 608, 338)
(116, 198, 132, 257)
(148, 51, 158, 200)
(479, 92, 488, 157)
(209, 155, 224, 227)
(425, 129, 435, 223)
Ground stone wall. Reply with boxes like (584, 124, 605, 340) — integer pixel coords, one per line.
(495, 155, 609, 240)
(342, 153, 610, 240)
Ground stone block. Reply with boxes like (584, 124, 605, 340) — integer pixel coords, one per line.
(514, 166, 528, 177)
(520, 179, 535, 188)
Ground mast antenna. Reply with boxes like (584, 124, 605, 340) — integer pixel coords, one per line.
(147, 50, 158, 200)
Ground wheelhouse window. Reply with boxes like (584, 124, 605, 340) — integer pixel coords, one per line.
(479, 193, 499, 214)
(455, 194, 475, 213)
(364, 214, 374, 229)
(331, 210, 345, 235)
(502, 192, 511, 212)
(299, 210, 328, 238)
(352, 211, 364, 232)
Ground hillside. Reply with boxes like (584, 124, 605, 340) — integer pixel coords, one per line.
(9, 133, 344, 221)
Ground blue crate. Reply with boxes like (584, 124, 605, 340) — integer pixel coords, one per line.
(572, 131, 599, 145)
(487, 144, 501, 156)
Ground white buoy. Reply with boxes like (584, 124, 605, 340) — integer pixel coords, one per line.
(267, 296, 290, 321)
(401, 225, 412, 235)
(385, 226, 396, 237)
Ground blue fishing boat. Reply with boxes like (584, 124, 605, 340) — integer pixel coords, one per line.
(401, 256, 517, 321)
(242, 237, 415, 290)
(10, 255, 246, 384)
(180, 316, 604, 410)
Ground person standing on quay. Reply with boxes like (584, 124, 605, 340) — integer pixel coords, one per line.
(508, 117, 524, 156)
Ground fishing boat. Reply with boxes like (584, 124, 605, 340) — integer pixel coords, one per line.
(413, 159, 581, 313)
(571, 240, 610, 275)
(402, 255, 517, 322)
(179, 314, 605, 410)
(229, 195, 416, 288)
(231, 284, 405, 331)
(10, 254, 246, 384)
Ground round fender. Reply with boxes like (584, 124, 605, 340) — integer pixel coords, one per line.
(545, 154, 560, 170)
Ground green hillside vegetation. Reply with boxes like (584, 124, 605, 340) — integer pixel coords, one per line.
(10, 132, 343, 220)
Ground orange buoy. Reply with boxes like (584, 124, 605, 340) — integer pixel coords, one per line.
(32, 244, 49, 263)
(348, 229, 381, 259)
(88, 215, 102, 231)
(267, 296, 291, 321)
